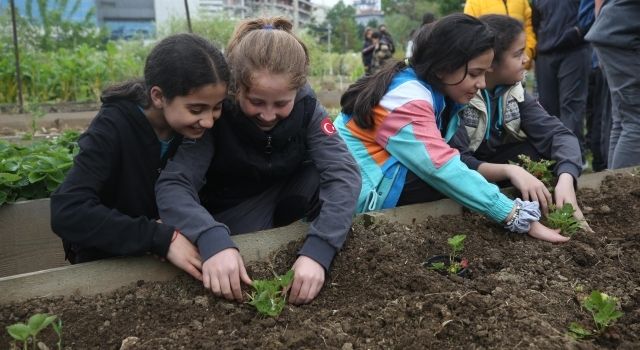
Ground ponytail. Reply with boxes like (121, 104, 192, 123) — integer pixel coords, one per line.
(341, 61, 407, 129)
(100, 79, 148, 106)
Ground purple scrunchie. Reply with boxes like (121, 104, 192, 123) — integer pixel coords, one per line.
(504, 198, 541, 234)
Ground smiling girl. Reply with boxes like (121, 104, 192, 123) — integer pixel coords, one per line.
(335, 14, 568, 243)
(51, 33, 229, 280)
(448, 14, 587, 226)
(156, 17, 361, 305)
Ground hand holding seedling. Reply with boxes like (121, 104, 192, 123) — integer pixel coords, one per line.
(507, 164, 553, 215)
(546, 203, 582, 237)
(287, 255, 325, 305)
(248, 270, 294, 317)
(553, 173, 593, 233)
(166, 230, 203, 281)
(202, 248, 252, 302)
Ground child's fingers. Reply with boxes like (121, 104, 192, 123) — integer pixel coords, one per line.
(186, 265, 203, 281)
(239, 258, 252, 285)
(288, 278, 303, 304)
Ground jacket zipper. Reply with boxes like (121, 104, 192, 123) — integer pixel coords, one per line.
(502, 0, 509, 15)
(265, 135, 273, 169)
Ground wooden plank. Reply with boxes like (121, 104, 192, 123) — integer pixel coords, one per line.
(0, 167, 637, 303)
(0, 225, 307, 304)
(0, 199, 67, 278)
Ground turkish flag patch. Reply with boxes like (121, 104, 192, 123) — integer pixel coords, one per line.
(320, 117, 337, 136)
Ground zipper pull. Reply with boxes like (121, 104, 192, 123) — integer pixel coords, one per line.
(265, 135, 273, 155)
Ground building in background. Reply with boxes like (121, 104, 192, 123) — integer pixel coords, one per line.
(6, 0, 319, 40)
(155, 0, 314, 30)
(8, 0, 96, 23)
(96, 0, 155, 39)
(7, 0, 155, 39)
(353, 0, 382, 26)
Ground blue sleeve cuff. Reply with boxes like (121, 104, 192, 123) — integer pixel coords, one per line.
(197, 226, 237, 262)
(488, 195, 516, 223)
(298, 235, 337, 272)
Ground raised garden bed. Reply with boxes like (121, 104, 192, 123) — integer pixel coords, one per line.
(1, 170, 639, 349)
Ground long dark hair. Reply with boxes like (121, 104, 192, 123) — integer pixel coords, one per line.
(341, 13, 495, 129)
(480, 14, 524, 64)
(101, 33, 230, 107)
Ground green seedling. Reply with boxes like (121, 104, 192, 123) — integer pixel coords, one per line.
(426, 234, 468, 275)
(511, 154, 556, 188)
(568, 322, 593, 339)
(6, 313, 58, 350)
(546, 203, 581, 236)
(247, 270, 294, 317)
(568, 291, 624, 340)
(52, 318, 63, 350)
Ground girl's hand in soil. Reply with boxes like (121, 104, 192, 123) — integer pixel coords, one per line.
(508, 165, 553, 215)
(287, 256, 325, 305)
(527, 221, 570, 243)
(166, 230, 203, 281)
(554, 173, 594, 233)
(202, 248, 252, 302)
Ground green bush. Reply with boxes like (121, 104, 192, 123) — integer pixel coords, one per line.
(0, 131, 80, 206)
(1, 41, 148, 104)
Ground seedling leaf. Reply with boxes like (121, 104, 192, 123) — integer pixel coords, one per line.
(546, 203, 581, 236)
(583, 291, 623, 331)
(27, 314, 57, 336)
(248, 270, 294, 317)
(427, 262, 446, 271)
(568, 322, 592, 340)
(448, 234, 466, 256)
(6, 323, 30, 341)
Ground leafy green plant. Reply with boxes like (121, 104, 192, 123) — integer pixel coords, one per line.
(6, 313, 58, 350)
(568, 291, 624, 340)
(546, 203, 581, 236)
(511, 154, 556, 188)
(0, 130, 79, 206)
(247, 270, 294, 317)
(426, 234, 468, 275)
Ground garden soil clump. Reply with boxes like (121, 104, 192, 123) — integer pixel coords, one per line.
(2, 172, 640, 349)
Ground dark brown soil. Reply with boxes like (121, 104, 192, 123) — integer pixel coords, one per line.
(2, 171, 640, 350)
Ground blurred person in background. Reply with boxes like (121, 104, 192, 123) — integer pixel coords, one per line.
(585, 0, 640, 169)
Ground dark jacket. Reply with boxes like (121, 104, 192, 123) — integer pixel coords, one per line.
(449, 87, 582, 181)
(50, 99, 180, 263)
(532, 0, 587, 53)
(156, 85, 361, 270)
(585, 0, 640, 49)
(200, 96, 314, 213)
(362, 38, 374, 69)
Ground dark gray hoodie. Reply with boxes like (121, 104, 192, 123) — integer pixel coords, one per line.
(155, 84, 361, 270)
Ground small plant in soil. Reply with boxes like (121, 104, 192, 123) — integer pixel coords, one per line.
(511, 154, 556, 188)
(424, 234, 469, 275)
(52, 318, 63, 350)
(247, 270, 294, 317)
(546, 203, 581, 236)
(568, 291, 624, 340)
(6, 313, 61, 350)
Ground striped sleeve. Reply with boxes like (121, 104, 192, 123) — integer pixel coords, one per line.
(376, 80, 514, 223)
